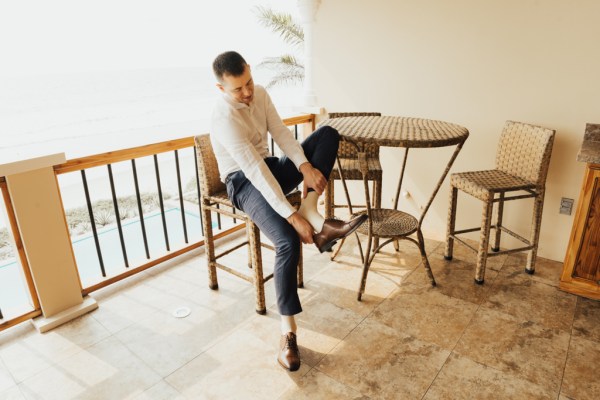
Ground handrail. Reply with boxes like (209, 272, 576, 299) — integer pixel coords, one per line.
(55, 114, 315, 174)
(54, 113, 315, 294)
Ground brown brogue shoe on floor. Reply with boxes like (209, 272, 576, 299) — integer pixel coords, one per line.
(313, 214, 368, 253)
(277, 332, 301, 371)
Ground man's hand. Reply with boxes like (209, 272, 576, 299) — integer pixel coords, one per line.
(299, 162, 327, 198)
(287, 212, 314, 244)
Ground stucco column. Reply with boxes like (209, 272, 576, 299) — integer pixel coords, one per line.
(0, 154, 97, 332)
(297, 0, 321, 107)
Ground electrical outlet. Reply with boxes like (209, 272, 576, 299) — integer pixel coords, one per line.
(560, 198, 574, 215)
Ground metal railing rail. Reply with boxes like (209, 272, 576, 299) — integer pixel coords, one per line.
(54, 114, 315, 296)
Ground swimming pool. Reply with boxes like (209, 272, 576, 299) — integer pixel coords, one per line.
(0, 207, 216, 311)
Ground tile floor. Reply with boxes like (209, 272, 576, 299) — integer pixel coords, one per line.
(1, 235, 599, 399)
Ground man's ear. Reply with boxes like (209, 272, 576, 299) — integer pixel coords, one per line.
(216, 83, 225, 93)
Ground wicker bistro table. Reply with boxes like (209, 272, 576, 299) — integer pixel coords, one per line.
(320, 116, 469, 299)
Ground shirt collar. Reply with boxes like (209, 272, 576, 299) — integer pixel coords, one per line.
(222, 92, 249, 110)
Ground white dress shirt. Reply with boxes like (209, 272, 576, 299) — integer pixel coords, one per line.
(210, 85, 309, 218)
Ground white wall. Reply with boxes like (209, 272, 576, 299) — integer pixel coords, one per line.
(313, 0, 600, 261)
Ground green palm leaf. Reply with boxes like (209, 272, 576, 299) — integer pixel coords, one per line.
(253, 6, 304, 49)
(258, 55, 304, 88)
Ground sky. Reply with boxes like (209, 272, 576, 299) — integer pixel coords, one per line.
(0, 0, 299, 77)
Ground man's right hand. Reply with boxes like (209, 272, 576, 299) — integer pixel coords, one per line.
(286, 212, 314, 244)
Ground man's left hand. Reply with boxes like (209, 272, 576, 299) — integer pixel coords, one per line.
(299, 163, 327, 198)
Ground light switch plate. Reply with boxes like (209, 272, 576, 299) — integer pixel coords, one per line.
(560, 197, 574, 215)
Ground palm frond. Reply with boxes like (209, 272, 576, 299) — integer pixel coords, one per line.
(253, 6, 304, 49)
(258, 54, 304, 88)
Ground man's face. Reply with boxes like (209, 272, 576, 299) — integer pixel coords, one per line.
(217, 64, 254, 105)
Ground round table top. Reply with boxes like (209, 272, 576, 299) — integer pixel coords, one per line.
(321, 116, 469, 148)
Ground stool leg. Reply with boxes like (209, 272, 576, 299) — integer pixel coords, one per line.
(373, 178, 381, 252)
(444, 186, 458, 260)
(526, 191, 545, 274)
(418, 229, 436, 287)
(248, 222, 266, 314)
(357, 233, 373, 301)
(201, 201, 218, 290)
(324, 178, 334, 219)
(492, 193, 504, 252)
(475, 199, 494, 284)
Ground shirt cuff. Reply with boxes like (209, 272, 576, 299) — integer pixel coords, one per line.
(274, 200, 297, 219)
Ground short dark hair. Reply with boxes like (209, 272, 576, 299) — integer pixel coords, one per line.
(212, 51, 247, 82)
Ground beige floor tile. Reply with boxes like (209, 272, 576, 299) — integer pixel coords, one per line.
(434, 237, 508, 272)
(18, 336, 161, 400)
(130, 380, 185, 400)
(0, 386, 25, 400)
(49, 314, 111, 352)
(0, 360, 15, 394)
(502, 253, 563, 287)
(317, 318, 450, 399)
(278, 368, 368, 400)
(424, 353, 557, 399)
(166, 319, 310, 400)
(482, 267, 577, 332)
(372, 281, 478, 350)
(115, 304, 240, 377)
(0, 316, 107, 383)
(454, 307, 570, 393)
(561, 335, 600, 400)
(90, 291, 162, 335)
(311, 238, 421, 312)
(290, 297, 366, 367)
(572, 297, 600, 343)
(404, 252, 498, 305)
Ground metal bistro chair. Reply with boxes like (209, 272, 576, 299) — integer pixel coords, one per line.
(194, 134, 304, 314)
(352, 147, 437, 301)
(324, 112, 383, 259)
(444, 121, 555, 284)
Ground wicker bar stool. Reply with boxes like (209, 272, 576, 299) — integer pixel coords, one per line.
(444, 121, 555, 284)
(194, 134, 304, 314)
(324, 112, 383, 220)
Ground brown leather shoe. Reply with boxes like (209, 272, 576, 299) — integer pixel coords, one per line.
(313, 214, 368, 253)
(277, 332, 301, 371)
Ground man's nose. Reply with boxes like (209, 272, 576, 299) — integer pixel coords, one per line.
(243, 86, 252, 97)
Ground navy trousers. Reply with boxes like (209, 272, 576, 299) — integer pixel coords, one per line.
(225, 126, 339, 315)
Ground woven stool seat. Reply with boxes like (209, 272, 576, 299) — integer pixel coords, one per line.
(352, 209, 418, 238)
(450, 170, 535, 201)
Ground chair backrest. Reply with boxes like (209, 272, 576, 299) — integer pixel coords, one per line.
(328, 112, 382, 158)
(194, 134, 226, 197)
(495, 121, 556, 187)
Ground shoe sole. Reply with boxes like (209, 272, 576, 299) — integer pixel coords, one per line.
(317, 214, 368, 253)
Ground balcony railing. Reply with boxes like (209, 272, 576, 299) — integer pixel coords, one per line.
(0, 114, 316, 332)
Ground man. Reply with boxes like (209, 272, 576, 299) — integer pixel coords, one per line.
(210, 51, 366, 371)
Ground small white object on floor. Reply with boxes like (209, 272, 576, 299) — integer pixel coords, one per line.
(172, 306, 191, 318)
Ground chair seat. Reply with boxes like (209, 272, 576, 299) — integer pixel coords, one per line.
(450, 169, 536, 201)
(330, 157, 383, 180)
(352, 208, 418, 238)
